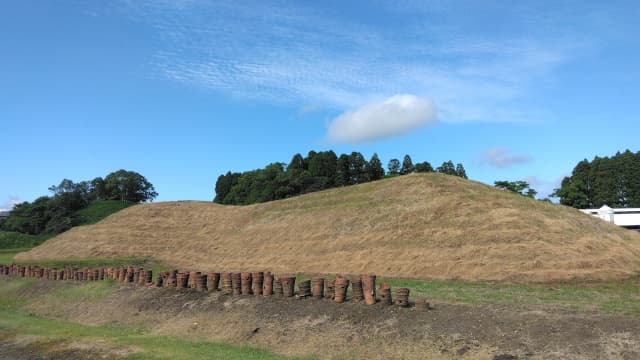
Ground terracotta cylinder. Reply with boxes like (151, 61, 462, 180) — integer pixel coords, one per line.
(231, 273, 242, 295)
(298, 280, 311, 298)
(351, 278, 364, 302)
(280, 277, 296, 297)
(177, 272, 189, 289)
(189, 271, 198, 289)
(333, 277, 350, 303)
(362, 274, 377, 305)
(263, 272, 273, 296)
(395, 287, 410, 307)
(379, 283, 392, 305)
(143, 270, 153, 284)
(311, 276, 324, 299)
(221, 272, 233, 294)
(155, 272, 164, 287)
(194, 273, 206, 292)
(207, 272, 220, 291)
(251, 272, 263, 296)
(240, 272, 252, 295)
(325, 280, 335, 299)
(273, 278, 283, 297)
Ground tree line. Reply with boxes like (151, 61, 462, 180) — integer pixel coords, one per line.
(0, 169, 157, 235)
(214, 151, 468, 205)
(552, 149, 640, 208)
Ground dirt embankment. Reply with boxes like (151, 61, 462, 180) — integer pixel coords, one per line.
(17, 174, 640, 283)
(6, 280, 640, 360)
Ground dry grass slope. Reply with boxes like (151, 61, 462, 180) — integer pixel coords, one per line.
(16, 174, 640, 283)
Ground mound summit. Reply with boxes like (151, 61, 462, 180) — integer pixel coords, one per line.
(17, 174, 640, 282)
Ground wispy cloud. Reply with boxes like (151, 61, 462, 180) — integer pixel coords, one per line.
(113, 0, 603, 124)
(480, 148, 532, 168)
(327, 94, 436, 143)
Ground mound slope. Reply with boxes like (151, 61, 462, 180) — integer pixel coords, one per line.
(17, 174, 640, 282)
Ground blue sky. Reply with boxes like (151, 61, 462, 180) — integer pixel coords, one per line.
(1, 0, 639, 209)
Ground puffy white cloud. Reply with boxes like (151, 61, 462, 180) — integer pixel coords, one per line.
(0, 196, 22, 212)
(327, 94, 437, 143)
(480, 148, 532, 168)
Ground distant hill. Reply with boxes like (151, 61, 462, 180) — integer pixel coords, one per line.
(16, 174, 640, 283)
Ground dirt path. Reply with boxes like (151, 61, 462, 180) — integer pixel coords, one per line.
(9, 281, 639, 359)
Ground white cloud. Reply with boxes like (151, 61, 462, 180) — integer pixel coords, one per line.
(524, 175, 565, 200)
(480, 148, 532, 168)
(327, 94, 436, 143)
(0, 196, 22, 212)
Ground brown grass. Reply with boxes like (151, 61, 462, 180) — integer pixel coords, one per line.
(16, 173, 640, 283)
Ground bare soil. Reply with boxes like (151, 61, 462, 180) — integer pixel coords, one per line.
(16, 174, 640, 283)
(8, 280, 640, 359)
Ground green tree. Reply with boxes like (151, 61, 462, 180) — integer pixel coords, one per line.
(387, 158, 400, 175)
(415, 161, 433, 173)
(214, 172, 241, 203)
(104, 170, 158, 203)
(367, 153, 385, 180)
(400, 154, 414, 175)
(335, 154, 351, 186)
(455, 163, 468, 179)
(348, 152, 370, 184)
(494, 180, 537, 198)
(436, 160, 456, 176)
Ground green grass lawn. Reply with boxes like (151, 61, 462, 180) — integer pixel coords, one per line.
(0, 278, 305, 360)
(0, 231, 54, 249)
(277, 273, 640, 316)
(0, 308, 300, 360)
(74, 200, 136, 226)
(380, 276, 640, 317)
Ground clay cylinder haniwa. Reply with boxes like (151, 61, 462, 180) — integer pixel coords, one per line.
(280, 277, 296, 297)
(333, 277, 350, 303)
(263, 272, 273, 296)
(251, 272, 264, 296)
(311, 276, 324, 299)
(207, 272, 220, 292)
(362, 274, 377, 305)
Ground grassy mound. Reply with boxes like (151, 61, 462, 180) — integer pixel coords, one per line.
(16, 174, 640, 283)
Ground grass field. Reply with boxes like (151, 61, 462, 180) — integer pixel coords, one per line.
(0, 231, 54, 249)
(74, 200, 137, 226)
(0, 278, 303, 360)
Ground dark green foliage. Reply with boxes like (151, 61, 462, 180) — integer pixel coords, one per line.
(415, 161, 434, 173)
(335, 154, 351, 187)
(400, 155, 414, 175)
(387, 159, 400, 175)
(103, 170, 158, 203)
(437, 160, 457, 175)
(367, 153, 385, 181)
(214, 150, 470, 205)
(553, 149, 640, 208)
(455, 163, 468, 179)
(435, 160, 468, 179)
(348, 152, 370, 184)
(214, 172, 241, 203)
(494, 180, 537, 198)
(0, 170, 155, 239)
